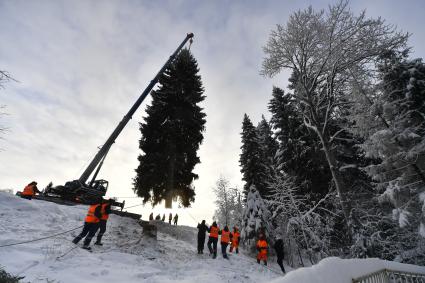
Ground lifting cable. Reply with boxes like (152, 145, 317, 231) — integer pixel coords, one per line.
(183, 209, 197, 223)
(0, 225, 84, 248)
(123, 202, 145, 210)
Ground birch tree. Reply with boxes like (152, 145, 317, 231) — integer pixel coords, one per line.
(261, 0, 408, 228)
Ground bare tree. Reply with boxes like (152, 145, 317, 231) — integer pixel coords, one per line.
(261, 0, 408, 229)
(213, 176, 243, 228)
(213, 176, 232, 226)
(0, 70, 14, 138)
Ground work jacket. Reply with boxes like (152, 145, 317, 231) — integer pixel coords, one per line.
(221, 230, 230, 243)
(21, 185, 35, 196)
(209, 226, 219, 239)
(231, 231, 240, 246)
(100, 203, 111, 221)
(85, 204, 102, 223)
(256, 239, 268, 256)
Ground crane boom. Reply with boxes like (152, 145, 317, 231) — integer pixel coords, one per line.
(79, 33, 194, 184)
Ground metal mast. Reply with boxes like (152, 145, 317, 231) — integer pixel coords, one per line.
(79, 33, 194, 184)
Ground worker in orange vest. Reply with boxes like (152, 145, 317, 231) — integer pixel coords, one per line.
(207, 221, 219, 258)
(94, 198, 113, 246)
(20, 181, 40, 200)
(220, 225, 231, 259)
(229, 226, 240, 254)
(73, 198, 102, 250)
(256, 233, 268, 266)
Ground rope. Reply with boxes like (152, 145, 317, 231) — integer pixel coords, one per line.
(0, 225, 84, 248)
(114, 196, 139, 199)
(183, 209, 197, 223)
(124, 202, 145, 210)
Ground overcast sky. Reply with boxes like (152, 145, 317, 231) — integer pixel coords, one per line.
(1, 0, 424, 226)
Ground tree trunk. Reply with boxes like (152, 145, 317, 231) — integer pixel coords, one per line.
(165, 146, 176, 209)
(316, 131, 353, 231)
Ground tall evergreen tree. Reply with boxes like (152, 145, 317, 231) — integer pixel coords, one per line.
(240, 114, 269, 198)
(133, 49, 206, 208)
(268, 87, 331, 199)
(256, 116, 278, 182)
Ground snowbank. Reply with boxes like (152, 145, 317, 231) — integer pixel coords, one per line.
(271, 257, 425, 283)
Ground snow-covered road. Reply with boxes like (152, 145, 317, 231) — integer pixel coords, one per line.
(0, 192, 281, 282)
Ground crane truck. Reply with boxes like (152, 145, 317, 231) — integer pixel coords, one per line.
(44, 33, 195, 208)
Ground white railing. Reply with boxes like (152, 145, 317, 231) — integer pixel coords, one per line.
(352, 269, 425, 283)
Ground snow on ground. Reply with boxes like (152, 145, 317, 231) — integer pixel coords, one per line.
(271, 256, 425, 283)
(0, 192, 281, 282)
(2, 192, 425, 283)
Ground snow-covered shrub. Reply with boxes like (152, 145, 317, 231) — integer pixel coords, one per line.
(0, 266, 22, 283)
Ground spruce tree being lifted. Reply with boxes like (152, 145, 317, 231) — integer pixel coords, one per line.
(133, 49, 206, 208)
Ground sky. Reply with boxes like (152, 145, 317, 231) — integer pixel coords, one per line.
(1, 0, 424, 226)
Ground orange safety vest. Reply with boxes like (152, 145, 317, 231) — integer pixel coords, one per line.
(21, 185, 35, 196)
(100, 203, 110, 221)
(256, 239, 268, 259)
(221, 230, 230, 243)
(232, 231, 240, 247)
(210, 226, 219, 238)
(85, 204, 101, 223)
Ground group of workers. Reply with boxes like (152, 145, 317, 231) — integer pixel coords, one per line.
(196, 220, 240, 258)
(19, 181, 285, 273)
(149, 212, 178, 225)
(197, 220, 286, 273)
(199, 221, 239, 259)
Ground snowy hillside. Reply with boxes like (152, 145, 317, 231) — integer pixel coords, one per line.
(1, 192, 425, 283)
(0, 192, 280, 282)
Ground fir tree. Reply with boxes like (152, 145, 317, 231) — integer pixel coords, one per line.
(240, 114, 269, 198)
(133, 49, 206, 208)
(256, 116, 278, 182)
(241, 185, 271, 245)
(268, 87, 331, 199)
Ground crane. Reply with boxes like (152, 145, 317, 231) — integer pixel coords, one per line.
(46, 33, 194, 206)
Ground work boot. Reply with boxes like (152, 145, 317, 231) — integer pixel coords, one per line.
(82, 246, 92, 251)
(94, 242, 103, 246)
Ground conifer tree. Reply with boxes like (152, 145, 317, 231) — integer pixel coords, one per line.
(268, 87, 331, 199)
(256, 116, 278, 181)
(133, 49, 206, 208)
(241, 185, 271, 244)
(240, 114, 269, 198)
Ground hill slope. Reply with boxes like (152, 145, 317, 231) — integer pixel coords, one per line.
(0, 192, 280, 282)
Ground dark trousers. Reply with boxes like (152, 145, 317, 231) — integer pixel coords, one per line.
(277, 256, 286, 273)
(96, 219, 107, 244)
(207, 237, 218, 258)
(221, 242, 228, 258)
(73, 222, 99, 246)
(197, 236, 205, 254)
